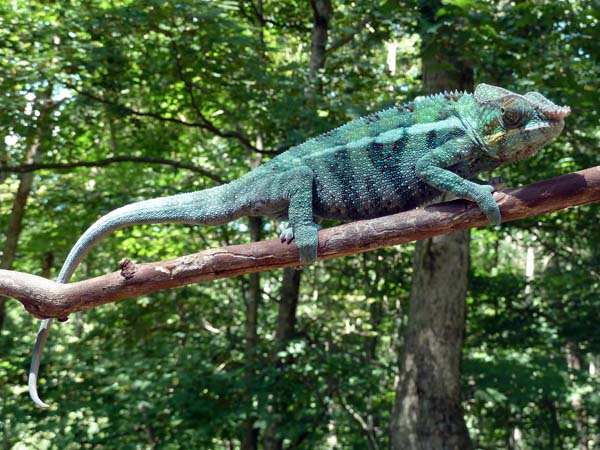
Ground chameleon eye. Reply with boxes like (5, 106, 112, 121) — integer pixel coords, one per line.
(500, 97, 527, 129)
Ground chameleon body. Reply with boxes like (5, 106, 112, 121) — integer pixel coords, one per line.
(29, 84, 570, 407)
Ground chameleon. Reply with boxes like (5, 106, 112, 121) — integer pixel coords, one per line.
(28, 84, 570, 407)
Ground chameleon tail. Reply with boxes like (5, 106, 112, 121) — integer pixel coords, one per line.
(29, 319, 52, 408)
(29, 181, 249, 408)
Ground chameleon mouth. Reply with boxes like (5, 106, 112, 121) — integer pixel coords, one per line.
(486, 118, 565, 162)
(487, 118, 564, 145)
(527, 118, 565, 133)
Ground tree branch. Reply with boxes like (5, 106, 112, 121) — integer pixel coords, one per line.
(0, 156, 223, 184)
(2, 166, 599, 320)
(327, 16, 373, 54)
(61, 81, 260, 152)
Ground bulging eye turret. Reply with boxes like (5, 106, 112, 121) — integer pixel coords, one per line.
(500, 97, 528, 129)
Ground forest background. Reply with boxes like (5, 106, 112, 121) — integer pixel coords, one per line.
(0, 0, 599, 449)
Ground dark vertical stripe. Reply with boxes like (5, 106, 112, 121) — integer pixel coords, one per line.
(362, 173, 383, 217)
(366, 139, 409, 215)
(437, 127, 467, 148)
(366, 142, 387, 173)
(324, 148, 355, 217)
(387, 130, 412, 195)
(426, 130, 438, 149)
(392, 130, 409, 154)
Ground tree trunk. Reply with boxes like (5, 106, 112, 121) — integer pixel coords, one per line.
(240, 210, 263, 450)
(241, 3, 267, 445)
(309, 0, 332, 73)
(0, 89, 53, 332)
(0, 141, 8, 185)
(274, 269, 301, 345)
(245, 218, 262, 354)
(263, 268, 301, 450)
(390, 2, 474, 448)
(566, 341, 589, 450)
(391, 233, 473, 450)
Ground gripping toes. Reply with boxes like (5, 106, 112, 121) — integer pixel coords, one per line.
(293, 224, 320, 264)
(473, 184, 501, 225)
(279, 226, 294, 244)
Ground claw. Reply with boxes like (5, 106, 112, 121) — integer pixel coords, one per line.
(279, 227, 295, 244)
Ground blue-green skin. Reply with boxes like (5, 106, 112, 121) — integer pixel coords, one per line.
(29, 84, 570, 407)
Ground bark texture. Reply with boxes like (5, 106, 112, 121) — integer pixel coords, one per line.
(391, 232, 472, 449)
(309, 0, 332, 73)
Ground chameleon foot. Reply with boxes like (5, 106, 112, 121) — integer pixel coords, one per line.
(292, 223, 320, 264)
(473, 184, 501, 225)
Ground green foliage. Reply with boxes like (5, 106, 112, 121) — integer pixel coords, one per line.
(1, 0, 599, 448)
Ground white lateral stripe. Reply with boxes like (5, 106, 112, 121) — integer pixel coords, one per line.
(300, 117, 464, 163)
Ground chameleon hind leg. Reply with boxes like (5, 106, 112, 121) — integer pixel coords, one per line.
(276, 166, 320, 264)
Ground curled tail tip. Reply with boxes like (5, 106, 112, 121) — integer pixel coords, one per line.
(29, 318, 53, 409)
(28, 373, 50, 408)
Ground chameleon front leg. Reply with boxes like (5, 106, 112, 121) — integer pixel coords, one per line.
(278, 166, 320, 264)
(415, 141, 501, 224)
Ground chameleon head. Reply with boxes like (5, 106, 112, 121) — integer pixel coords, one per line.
(474, 84, 571, 162)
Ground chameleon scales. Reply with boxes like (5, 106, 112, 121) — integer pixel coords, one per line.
(29, 84, 570, 407)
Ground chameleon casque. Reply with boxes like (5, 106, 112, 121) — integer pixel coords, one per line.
(29, 84, 570, 407)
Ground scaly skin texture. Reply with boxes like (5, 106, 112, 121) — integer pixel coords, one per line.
(29, 84, 570, 407)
